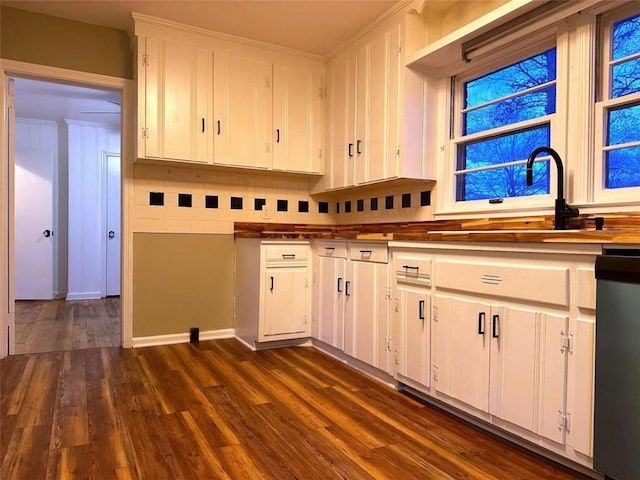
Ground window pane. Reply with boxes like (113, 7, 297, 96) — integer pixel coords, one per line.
(456, 125, 550, 201)
(611, 58, 640, 98)
(606, 146, 640, 188)
(612, 14, 640, 60)
(465, 48, 556, 109)
(608, 103, 640, 145)
(459, 125, 550, 170)
(456, 162, 550, 201)
(464, 85, 555, 135)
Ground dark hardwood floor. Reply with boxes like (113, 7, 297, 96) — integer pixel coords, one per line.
(0, 339, 591, 479)
(14, 298, 121, 354)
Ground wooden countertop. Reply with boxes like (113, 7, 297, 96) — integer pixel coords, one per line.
(234, 213, 640, 244)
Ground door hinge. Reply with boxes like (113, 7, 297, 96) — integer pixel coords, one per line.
(561, 330, 573, 353)
(394, 297, 400, 313)
(398, 45, 403, 55)
(265, 142, 271, 153)
(432, 305, 438, 322)
(432, 365, 439, 381)
(394, 349, 399, 365)
(318, 87, 326, 99)
(265, 76, 271, 88)
(558, 410, 571, 431)
(385, 286, 392, 300)
(318, 148, 323, 159)
(142, 54, 149, 67)
(386, 337, 391, 352)
(396, 146, 400, 157)
(142, 127, 149, 139)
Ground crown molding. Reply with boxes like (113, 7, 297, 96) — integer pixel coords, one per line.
(132, 12, 325, 63)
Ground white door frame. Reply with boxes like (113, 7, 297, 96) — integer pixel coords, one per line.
(0, 59, 134, 356)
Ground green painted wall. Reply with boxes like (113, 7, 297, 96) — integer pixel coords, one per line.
(0, 6, 132, 79)
(133, 233, 235, 338)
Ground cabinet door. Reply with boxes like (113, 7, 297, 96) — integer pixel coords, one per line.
(213, 51, 272, 169)
(316, 255, 346, 349)
(365, 31, 391, 183)
(538, 312, 569, 445)
(143, 37, 212, 163)
(263, 269, 309, 337)
(273, 64, 324, 173)
(397, 287, 430, 387)
(438, 297, 491, 412)
(567, 315, 595, 456)
(490, 307, 568, 443)
(326, 55, 356, 189)
(344, 261, 389, 369)
(354, 43, 369, 185)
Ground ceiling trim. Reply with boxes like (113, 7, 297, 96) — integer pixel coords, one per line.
(132, 12, 326, 63)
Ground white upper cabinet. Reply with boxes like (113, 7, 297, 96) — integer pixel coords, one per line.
(213, 51, 272, 170)
(135, 16, 325, 174)
(272, 64, 325, 174)
(141, 37, 212, 164)
(319, 15, 427, 192)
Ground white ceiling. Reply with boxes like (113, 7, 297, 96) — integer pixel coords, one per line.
(14, 78, 122, 126)
(2, 0, 400, 57)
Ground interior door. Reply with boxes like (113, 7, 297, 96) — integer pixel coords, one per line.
(105, 154, 121, 296)
(14, 118, 56, 300)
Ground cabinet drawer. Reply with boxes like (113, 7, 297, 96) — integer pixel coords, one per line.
(264, 244, 309, 266)
(435, 259, 569, 307)
(394, 253, 432, 287)
(348, 242, 388, 263)
(317, 241, 347, 258)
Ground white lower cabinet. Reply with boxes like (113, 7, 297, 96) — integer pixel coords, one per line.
(433, 297, 567, 444)
(389, 242, 600, 469)
(344, 256, 390, 371)
(235, 239, 311, 348)
(393, 251, 433, 387)
(314, 242, 347, 350)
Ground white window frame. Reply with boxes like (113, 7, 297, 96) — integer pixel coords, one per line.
(440, 31, 569, 216)
(594, 4, 640, 205)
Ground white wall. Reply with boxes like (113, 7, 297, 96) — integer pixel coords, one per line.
(66, 119, 119, 300)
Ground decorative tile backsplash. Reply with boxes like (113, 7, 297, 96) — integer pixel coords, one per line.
(134, 163, 435, 234)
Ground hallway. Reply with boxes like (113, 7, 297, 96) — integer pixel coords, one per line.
(14, 298, 120, 354)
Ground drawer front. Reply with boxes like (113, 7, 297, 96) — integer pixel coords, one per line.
(264, 245, 309, 265)
(316, 241, 347, 258)
(394, 253, 432, 287)
(435, 259, 569, 307)
(348, 242, 388, 263)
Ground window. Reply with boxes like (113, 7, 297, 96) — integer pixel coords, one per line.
(453, 47, 557, 204)
(597, 9, 640, 198)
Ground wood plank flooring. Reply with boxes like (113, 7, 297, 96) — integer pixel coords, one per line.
(14, 298, 121, 354)
(0, 339, 591, 479)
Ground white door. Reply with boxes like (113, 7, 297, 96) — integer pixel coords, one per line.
(14, 119, 57, 300)
(105, 154, 120, 296)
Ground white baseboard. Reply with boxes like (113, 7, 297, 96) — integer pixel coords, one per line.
(132, 328, 235, 348)
(66, 292, 103, 301)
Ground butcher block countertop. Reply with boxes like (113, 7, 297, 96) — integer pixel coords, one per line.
(234, 213, 640, 244)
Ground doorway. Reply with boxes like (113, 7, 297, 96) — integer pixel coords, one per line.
(11, 77, 122, 354)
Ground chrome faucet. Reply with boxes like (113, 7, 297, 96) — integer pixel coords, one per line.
(526, 146, 579, 230)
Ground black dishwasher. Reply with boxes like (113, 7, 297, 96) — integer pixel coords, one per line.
(593, 248, 640, 480)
